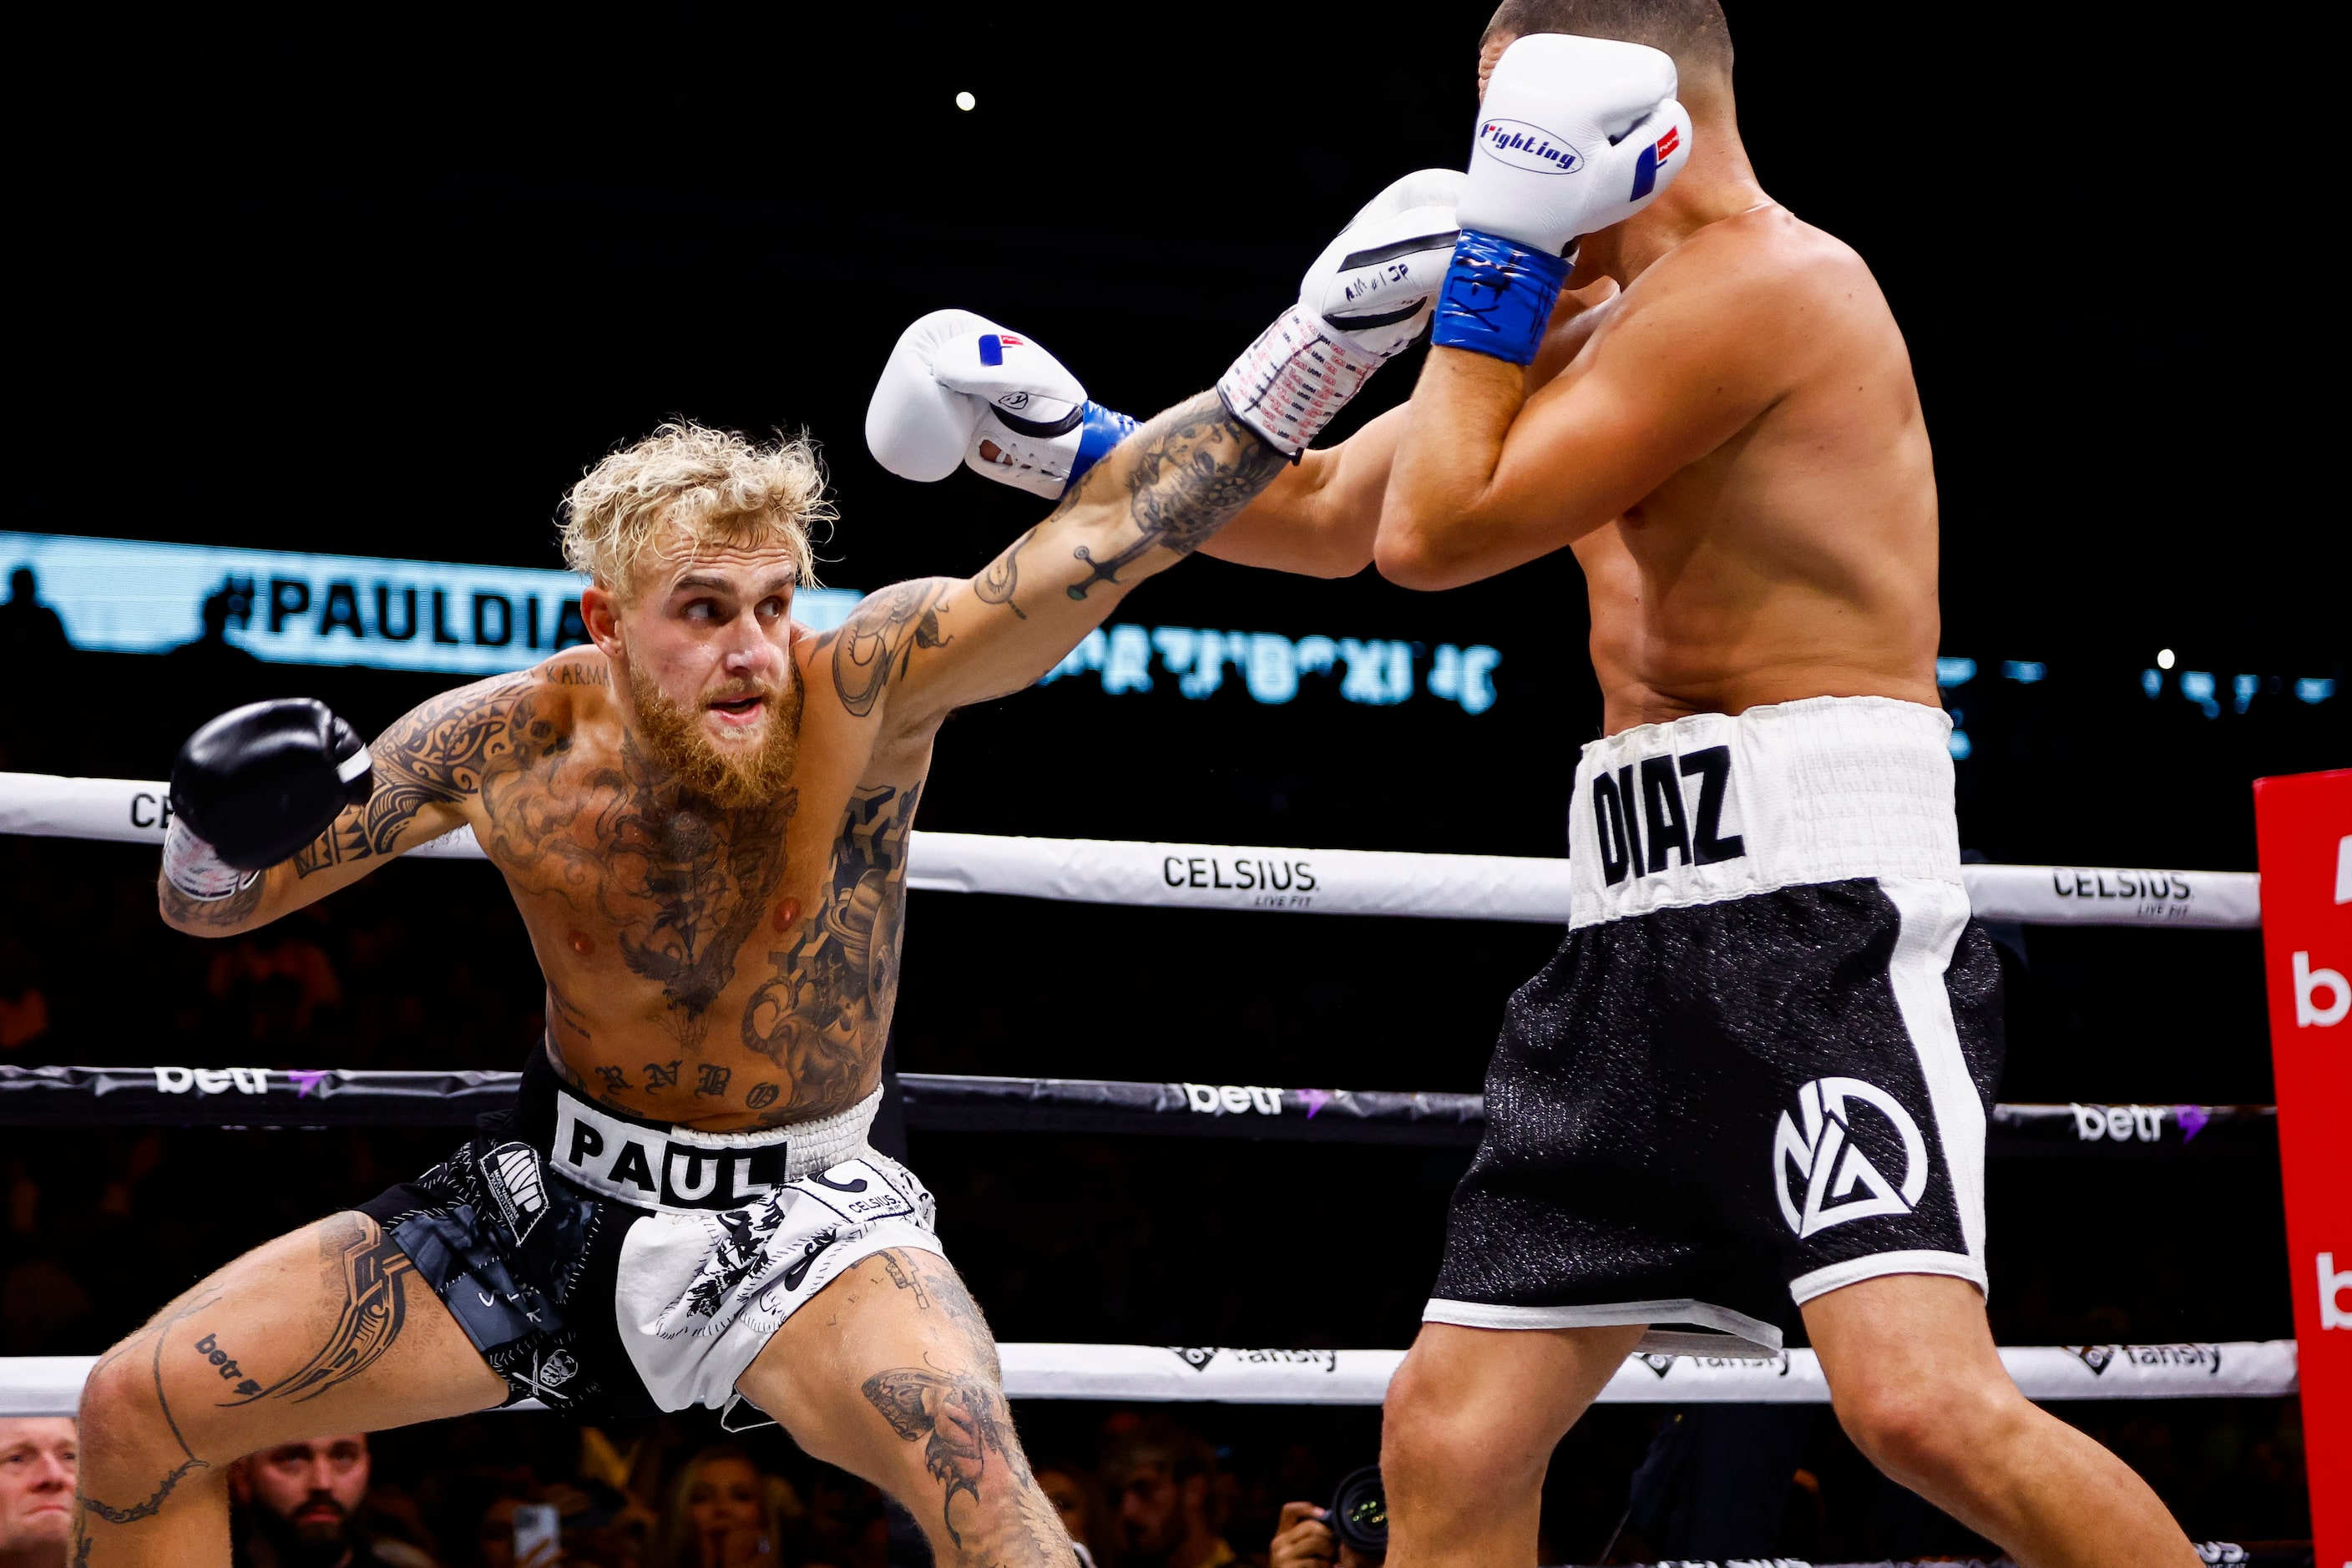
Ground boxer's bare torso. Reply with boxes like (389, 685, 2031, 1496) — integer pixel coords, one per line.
(347, 633, 928, 1130)
(1211, 101, 1940, 735)
(1530, 206, 1940, 731)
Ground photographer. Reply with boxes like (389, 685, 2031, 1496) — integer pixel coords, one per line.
(1270, 1467, 1383, 1568)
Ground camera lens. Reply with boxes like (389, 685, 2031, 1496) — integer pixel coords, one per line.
(1327, 1464, 1387, 1550)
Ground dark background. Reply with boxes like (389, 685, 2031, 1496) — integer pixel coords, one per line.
(4, 0, 2345, 1560)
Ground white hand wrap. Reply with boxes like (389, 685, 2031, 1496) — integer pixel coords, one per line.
(1216, 169, 1462, 458)
(163, 817, 257, 902)
(1215, 306, 1388, 459)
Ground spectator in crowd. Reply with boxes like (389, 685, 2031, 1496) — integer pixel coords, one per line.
(0, 1254, 89, 1359)
(1616, 1406, 1813, 1560)
(229, 1433, 425, 1568)
(1103, 1423, 1234, 1568)
(475, 1495, 560, 1568)
(1034, 1462, 1113, 1566)
(797, 1469, 889, 1567)
(0, 571, 67, 660)
(207, 921, 343, 1046)
(168, 579, 261, 670)
(653, 1446, 787, 1568)
(0, 568, 72, 771)
(157, 579, 267, 751)
(0, 1417, 75, 1568)
(0, 939, 48, 1054)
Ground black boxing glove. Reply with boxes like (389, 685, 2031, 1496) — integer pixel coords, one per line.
(164, 699, 375, 899)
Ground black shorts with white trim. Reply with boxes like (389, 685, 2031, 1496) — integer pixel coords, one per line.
(1426, 874, 2006, 1357)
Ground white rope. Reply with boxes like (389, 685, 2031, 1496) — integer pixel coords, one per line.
(0, 1340, 2294, 1416)
(0, 771, 2262, 928)
(999, 1339, 2298, 1405)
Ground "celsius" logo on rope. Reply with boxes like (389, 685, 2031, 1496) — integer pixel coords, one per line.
(1773, 1076, 1930, 1238)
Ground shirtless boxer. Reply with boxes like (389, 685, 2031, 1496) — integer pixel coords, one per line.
(1269, 7, 2196, 1563)
(929, 3, 2197, 1561)
(72, 175, 1464, 1568)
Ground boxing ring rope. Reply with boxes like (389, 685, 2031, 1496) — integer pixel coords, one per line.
(0, 772, 2293, 1421)
(0, 1065, 2283, 1155)
(0, 1067, 2298, 1413)
(0, 1340, 2299, 1419)
(0, 771, 2266, 928)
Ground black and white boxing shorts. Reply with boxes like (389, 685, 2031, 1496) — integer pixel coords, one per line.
(1427, 695, 2003, 1358)
(357, 1047, 940, 1416)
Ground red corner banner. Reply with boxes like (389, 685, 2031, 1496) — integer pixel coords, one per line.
(2254, 766, 2352, 1558)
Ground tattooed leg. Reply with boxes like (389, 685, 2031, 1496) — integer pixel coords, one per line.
(219, 1216, 416, 1406)
(73, 1214, 506, 1566)
(738, 1249, 1074, 1567)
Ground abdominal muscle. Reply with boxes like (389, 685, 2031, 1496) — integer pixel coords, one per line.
(1572, 499, 1942, 736)
(537, 974, 888, 1132)
(517, 861, 893, 1135)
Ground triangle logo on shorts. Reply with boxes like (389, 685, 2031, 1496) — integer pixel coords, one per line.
(1773, 1077, 1930, 1239)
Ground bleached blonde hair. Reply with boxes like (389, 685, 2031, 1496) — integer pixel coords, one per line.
(561, 421, 831, 599)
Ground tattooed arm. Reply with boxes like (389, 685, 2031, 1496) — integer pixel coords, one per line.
(818, 392, 1287, 729)
(1196, 402, 1406, 579)
(159, 667, 544, 935)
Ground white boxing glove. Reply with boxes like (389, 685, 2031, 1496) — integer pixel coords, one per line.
(866, 310, 1136, 500)
(1217, 169, 1463, 458)
(1431, 34, 1692, 366)
(1460, 34, 1691, 255)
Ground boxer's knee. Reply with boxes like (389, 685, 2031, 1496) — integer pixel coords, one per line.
(1381, 1349, 1549, 1503)
(1828, 1359, 2027, 1493)
(80, 1334, 200, 1464)
(75, 1333, 236, 1561)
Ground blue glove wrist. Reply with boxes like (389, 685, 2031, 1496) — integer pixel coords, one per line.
(1429, 229, 1571, 367)
(1064, 402, 1137, 494)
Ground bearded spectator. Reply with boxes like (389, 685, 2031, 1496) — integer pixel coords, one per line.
(230, 1434, 417, 1568)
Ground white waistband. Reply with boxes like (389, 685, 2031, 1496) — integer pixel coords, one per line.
(1567, 695, 1960, 930)
(549, 1085, 882, 1213)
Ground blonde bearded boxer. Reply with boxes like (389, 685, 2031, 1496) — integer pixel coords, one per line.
(927, 1, 2198, 1562)
(72, 169, 1469, 1568)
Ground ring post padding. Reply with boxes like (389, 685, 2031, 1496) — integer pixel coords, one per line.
(0, 1341, 2297, 1417)
(0, 771, 2260, 928)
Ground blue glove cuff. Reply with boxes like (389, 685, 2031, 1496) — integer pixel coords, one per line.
(1064, 402, 1137, 493)
(1429, 229, 1571, 367)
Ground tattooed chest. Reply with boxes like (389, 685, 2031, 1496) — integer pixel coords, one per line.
(494, 776, 923, 1125)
